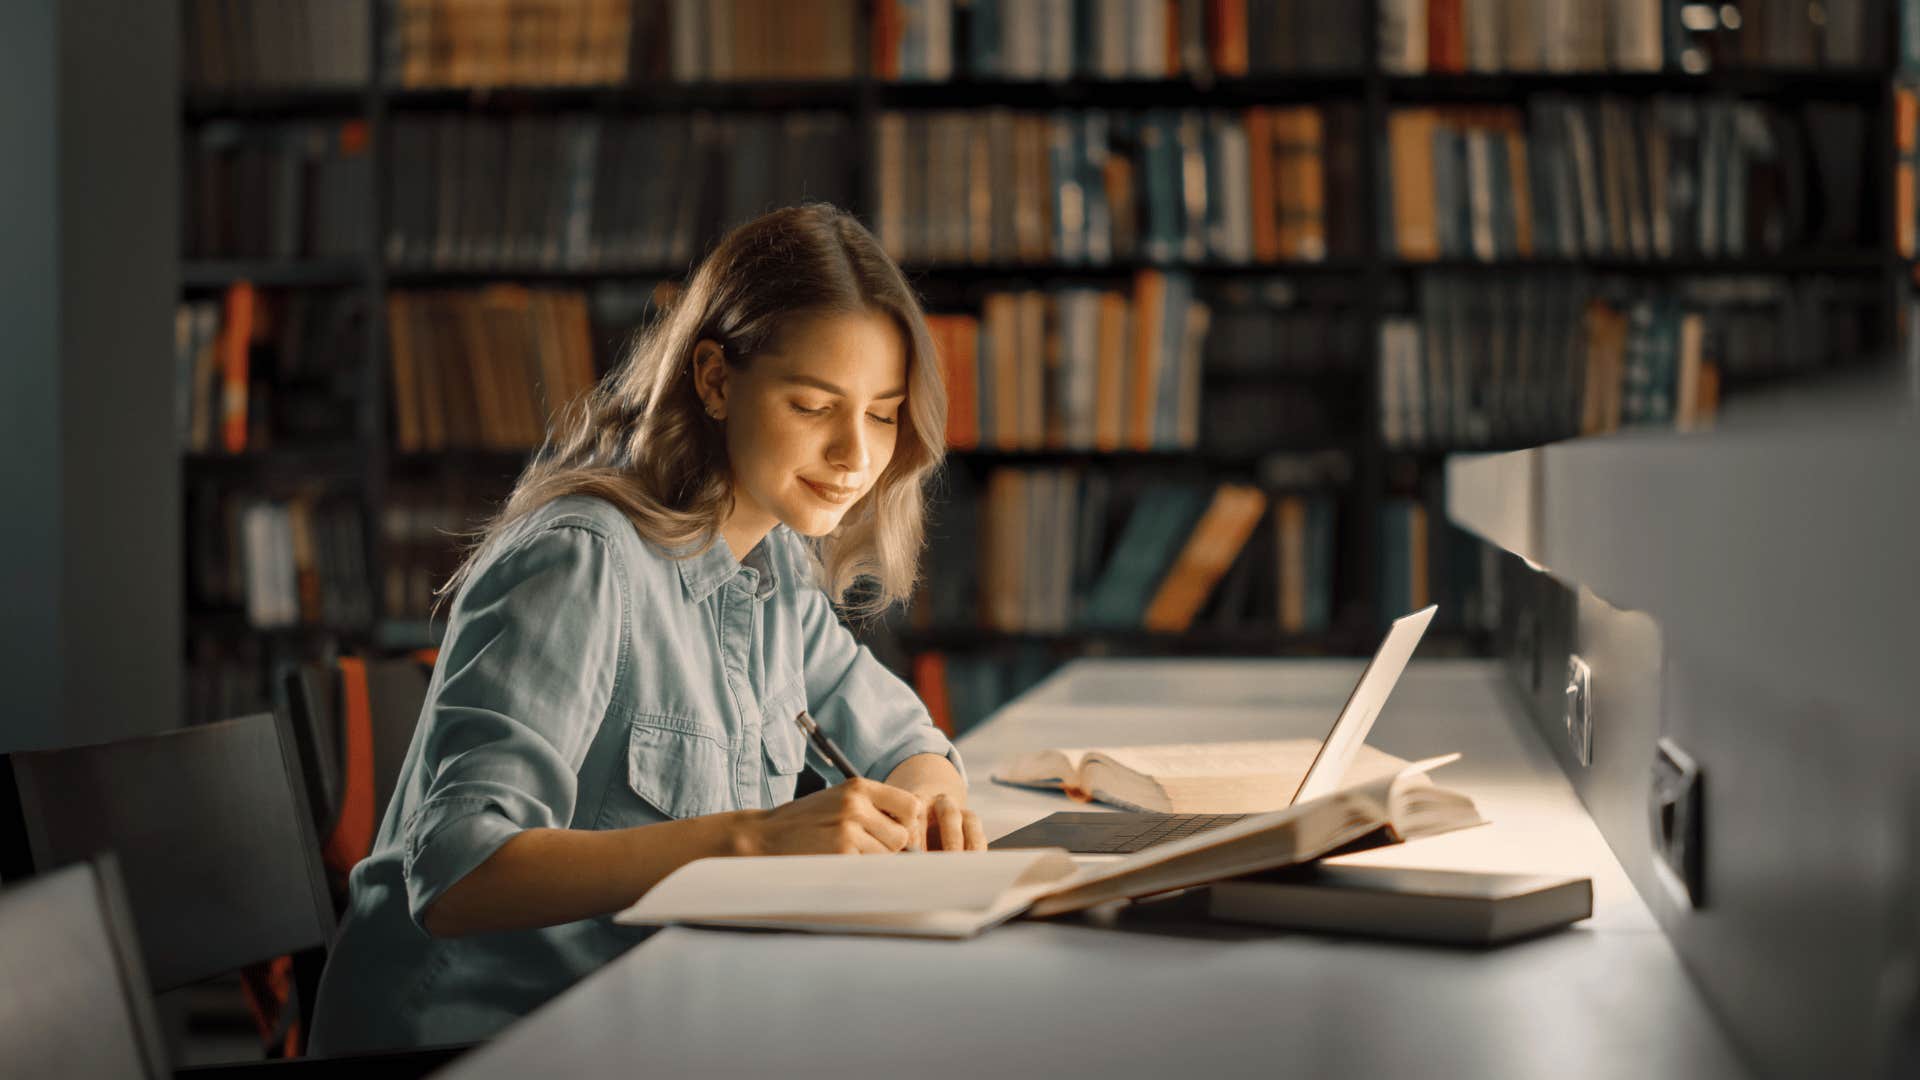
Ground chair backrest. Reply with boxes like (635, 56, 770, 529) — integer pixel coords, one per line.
(286, 655, 432, 889)
(283, 662, 342, 840)
(4, 711, 335, 992)
(363, 656, 432, 828)
(0, 855, 169, 1079)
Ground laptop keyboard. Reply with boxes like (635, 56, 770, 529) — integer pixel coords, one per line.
(1078, 813, 1250, 854)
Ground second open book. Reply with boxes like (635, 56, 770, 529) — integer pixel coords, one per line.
(613, 754, 1483, 939)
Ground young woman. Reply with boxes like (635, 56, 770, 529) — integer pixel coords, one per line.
(308, 204, 983, 1055)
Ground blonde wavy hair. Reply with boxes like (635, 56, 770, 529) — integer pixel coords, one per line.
(441, 203, 948, 619)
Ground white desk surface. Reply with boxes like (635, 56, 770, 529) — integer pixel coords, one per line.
(438, 658, 1750, 1079)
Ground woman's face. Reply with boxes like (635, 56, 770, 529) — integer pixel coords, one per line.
(700, 309, 908, 551)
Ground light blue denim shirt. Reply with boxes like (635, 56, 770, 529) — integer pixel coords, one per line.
(307, 494, 962, 1055)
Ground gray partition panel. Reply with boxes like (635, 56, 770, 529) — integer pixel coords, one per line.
(1452, 414, 1920, 1077)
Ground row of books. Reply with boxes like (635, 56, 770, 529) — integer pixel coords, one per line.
(875, 105, 1363, 267)
(184, 122, 372, 261)
(386, 288, 601, 453)
(927, 272, 1206, 452)
(1376, 499, 1500, 635)
(1380, 0, 1881, 75)
(388, 0, 639, 87)
(874, 0, 1367, 82)
(909, 648, 1055, 737)
(187, 486, 375, 632)
(1384, 97, 1869, 262)
(175, 286, 366, 454)
(181, 0, 372, 89)
(386, 0, 863, 86)
(1373, 273, 1880, 449)
(920, 471, 1341, 637)
(380, 484, 498, 623)
(1207, 282, 1368, 375)
(387, 112, 852, 270)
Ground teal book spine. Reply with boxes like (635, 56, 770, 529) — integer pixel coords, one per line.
(1306, 496, 1335, 633)
(1141, 109, 1179, 263)
(1080, 486, 1205, 628)
(969, 0, 1001, 77)
(1154, 272, 1194, 446)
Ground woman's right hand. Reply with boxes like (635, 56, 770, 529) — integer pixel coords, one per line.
(743, 777, 925, 855)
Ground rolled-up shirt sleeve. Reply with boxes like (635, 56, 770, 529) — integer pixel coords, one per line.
(794, 585, 964, 786)
(401, 522, 626, 931)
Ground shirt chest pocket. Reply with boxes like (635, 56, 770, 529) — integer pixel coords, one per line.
(758, 679, 809, 808)
(598, 712, 731, 826)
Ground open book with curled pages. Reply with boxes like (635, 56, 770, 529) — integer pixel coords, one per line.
(990, 739, 1417, 814)
(613, 754, 1482, 938)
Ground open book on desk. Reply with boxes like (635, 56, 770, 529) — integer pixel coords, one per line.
(991, 738, 1416, 814)
(613, 754, 1483, 938)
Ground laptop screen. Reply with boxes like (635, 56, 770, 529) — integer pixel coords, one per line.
(1288, 604, 1437, 806)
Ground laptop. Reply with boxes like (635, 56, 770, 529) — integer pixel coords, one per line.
(988, 605, 1438, 855)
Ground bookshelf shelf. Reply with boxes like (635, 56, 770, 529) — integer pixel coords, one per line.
(1383, 68, 1889, 102)
(1388, 254, 1890, 274)
(384, 81, 862, 112)
(182, 260, 368, 289)
(901, 260, 1374, 282)
(187, 611, 368, 641)
(183, 446, 367, 477)
(373, 618, 446, 650)
(385, 264, 688, 287)
(386, 260, 1378, 288)
(183, 87, 370, 119)
(388, 449, 538, 477)
(875, 74, 1371, 108)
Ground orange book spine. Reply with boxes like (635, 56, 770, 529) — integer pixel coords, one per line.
(1127, 270, 1166, 450)
(1429, 0, 1464, 73)
(1246, 107, 1276, 262)
(872, 0, 898, 80)
(1210, 0, 1248, 77)
(1142, 485, 1268, 632)
(219, 282, 257, 454)
(1093, 291, 1127, 452)
(912, 652, 954, 737)
(952, 315, 981, 449)
(1388, 109, 1440, 260)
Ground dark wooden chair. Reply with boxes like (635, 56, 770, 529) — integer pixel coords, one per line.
(282, 656, 431, 912)
(0, 854, 170, 1078)
(0, 712, 334, 1054)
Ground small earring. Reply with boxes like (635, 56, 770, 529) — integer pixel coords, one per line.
(706, 404, 723, 420)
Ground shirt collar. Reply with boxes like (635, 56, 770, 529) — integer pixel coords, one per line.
(673, 528, 782, 604)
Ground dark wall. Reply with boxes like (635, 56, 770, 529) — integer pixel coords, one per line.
(0, 0, 179, 751)
(0, 0, 63, 743)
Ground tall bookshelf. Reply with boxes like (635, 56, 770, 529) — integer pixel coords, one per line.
(176, 0, 1909, 731)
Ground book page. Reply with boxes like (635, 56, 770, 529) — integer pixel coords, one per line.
(1028, 754, 1468, 917)
(1086, 739, 1323, 777)
(1083, 741, 1413, 813)
(990, 747, 1090, 787)
(613, 849, 1083, 925)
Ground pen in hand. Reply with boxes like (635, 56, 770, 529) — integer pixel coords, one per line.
(797, 710, 933, 852)
(794, 710, 860, 781)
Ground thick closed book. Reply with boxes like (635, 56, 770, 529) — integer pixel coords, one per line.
(1205, 864, 1592, 945)
(990, 739, 1414, 814)
(614, 755, 1482, 938)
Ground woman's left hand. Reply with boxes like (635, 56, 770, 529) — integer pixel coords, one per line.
(917, 791, 986, 852)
